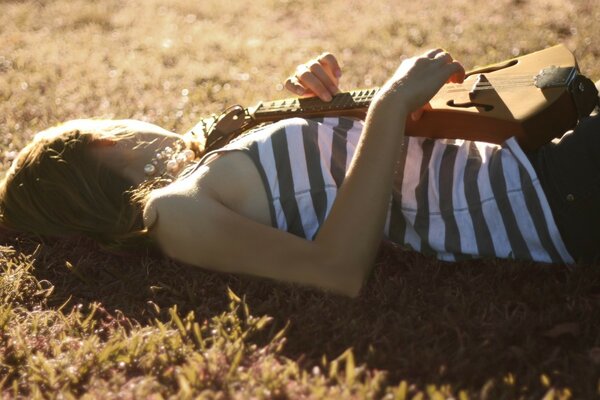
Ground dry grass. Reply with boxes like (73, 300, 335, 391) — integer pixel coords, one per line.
(1, 0, 600, 398)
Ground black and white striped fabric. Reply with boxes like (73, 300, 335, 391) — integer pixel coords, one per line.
(217, 116, 573, 263)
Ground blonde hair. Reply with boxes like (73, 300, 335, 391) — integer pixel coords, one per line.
(0, 119, 180, 250)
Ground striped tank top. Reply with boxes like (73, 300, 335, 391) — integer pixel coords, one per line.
(204, 116, 573, 263)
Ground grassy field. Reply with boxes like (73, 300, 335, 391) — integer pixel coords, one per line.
(2, 0, 600, 398)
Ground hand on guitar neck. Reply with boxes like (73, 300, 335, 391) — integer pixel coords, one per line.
(284, 53, 342, 102)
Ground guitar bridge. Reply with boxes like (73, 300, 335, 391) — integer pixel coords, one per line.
(469, 74, 490, 98)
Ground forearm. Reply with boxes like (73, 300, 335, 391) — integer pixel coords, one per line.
(314, 99, 409, 288)
(310, 49, 465, 294)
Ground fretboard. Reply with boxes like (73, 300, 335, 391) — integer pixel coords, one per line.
(251, 88, 380, 122)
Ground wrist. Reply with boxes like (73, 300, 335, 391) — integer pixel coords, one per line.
(368, 95, 410, 124)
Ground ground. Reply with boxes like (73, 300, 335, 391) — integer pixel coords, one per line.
(1, 0, 600, 398)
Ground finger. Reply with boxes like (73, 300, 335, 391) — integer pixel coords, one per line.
(433, 51, 453, 64)
(410, 102, 432, 121)
(424, 48, 445, 58)
(296, 65, 333, 101)
(318, 52, 342, 78)
(410, 109, 423, 122)
(446, 61, 466, 83)
(284, 76, 306, 96)
(308, 61, 340, 95)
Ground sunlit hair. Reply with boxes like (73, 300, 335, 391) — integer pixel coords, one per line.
(0, 119, 184, 250)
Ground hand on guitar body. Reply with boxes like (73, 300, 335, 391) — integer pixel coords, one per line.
(285, 49, 465, 121)
(371, 48, 465, 122)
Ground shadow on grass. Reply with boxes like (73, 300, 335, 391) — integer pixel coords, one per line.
(12, 234, 600, 395)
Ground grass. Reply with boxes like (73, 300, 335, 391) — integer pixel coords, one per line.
(1, 0, 600, 398)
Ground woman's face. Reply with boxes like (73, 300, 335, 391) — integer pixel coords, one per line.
(87, 123, 185, 186)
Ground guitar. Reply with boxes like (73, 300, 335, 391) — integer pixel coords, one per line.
(187, 45, 598, 153)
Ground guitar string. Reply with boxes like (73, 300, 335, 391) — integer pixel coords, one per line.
(261, 84, 532, 111)
(268, 72, 570, 101)
(261, 76, 570, 112)
(269, 80, 544, 107)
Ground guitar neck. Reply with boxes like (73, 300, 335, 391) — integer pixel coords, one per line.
(250, 87, 380, 122)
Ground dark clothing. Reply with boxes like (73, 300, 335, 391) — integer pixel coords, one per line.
(528, 114, 600, 263)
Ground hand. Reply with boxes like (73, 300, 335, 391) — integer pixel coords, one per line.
(373, 48, 465, 120)
(284, 53, 342, 102)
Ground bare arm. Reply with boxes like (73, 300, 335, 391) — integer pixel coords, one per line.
(145, 49, 465, 297)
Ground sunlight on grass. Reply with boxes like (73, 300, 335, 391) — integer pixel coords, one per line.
(1, 0, 600, 397)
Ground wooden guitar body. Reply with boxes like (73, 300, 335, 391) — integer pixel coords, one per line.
(190, 45, 598, 153)
(406, 44, 597, 150)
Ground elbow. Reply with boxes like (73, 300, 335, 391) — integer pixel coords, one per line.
(336, 280, 363, 298)
(318, 253, 366, 298)
(340, 263, 366, 298)
(310, 238, 377, 298)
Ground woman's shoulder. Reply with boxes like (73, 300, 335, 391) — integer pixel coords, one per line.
(146, 146, 272, 232)
(142, 173, 206, 230)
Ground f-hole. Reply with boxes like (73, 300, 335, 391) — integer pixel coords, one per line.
(447, 100, 494, 112)
(465, 59, 519, 79)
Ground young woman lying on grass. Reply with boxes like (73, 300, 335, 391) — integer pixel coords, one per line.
(1, 50, 599, 296)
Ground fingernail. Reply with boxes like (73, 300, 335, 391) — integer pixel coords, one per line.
(335, 69, 342, 77)
(296, 87, 305, 95)
(323, 94, 332, 102)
